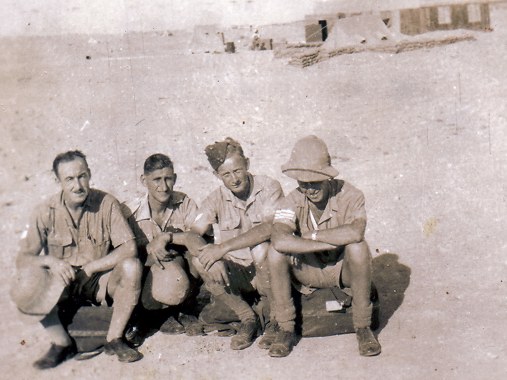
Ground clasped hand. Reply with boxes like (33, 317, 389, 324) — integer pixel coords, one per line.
(198, 244, 227, 271)
(147, 233, 174, 268)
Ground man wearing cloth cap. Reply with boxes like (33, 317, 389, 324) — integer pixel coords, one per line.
(12, 150, 143, 369)
(268, 135, 381, 358)
(189, 137, 283, 351)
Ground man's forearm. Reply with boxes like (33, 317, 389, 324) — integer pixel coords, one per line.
(309, 219, 366, 247)
(173, 232, 207, 257)
(272, 233, 336, 254)
(220, 223, 272, 253)
(84, 239, 137, 274)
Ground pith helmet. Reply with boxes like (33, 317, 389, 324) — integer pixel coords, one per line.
(281, 135, 339, 182)
(10, 265, 66, 317)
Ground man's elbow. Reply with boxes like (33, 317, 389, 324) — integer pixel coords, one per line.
(351, 220, 366, 243)
(271, 234, 289, 253)
(352, 230, 364, 244)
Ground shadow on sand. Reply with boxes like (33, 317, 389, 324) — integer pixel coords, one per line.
(372, 253, 411, 333)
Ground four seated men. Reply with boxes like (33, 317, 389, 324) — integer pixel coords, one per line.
(11, 137, 382, 369)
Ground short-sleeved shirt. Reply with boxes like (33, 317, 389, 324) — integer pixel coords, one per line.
(20, 189, 135, 267)
(122, 191, 198, 250)
(194, 174, 283, 263)
(274, 179, 366, 261)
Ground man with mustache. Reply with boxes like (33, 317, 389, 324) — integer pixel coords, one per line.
(268, 135, 381, 358)
(189, 137, 283, 351)
(12, 150, 143, 368)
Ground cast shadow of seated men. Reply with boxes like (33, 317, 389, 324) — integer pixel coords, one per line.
(372, 252, 411, 332)
(290, 252, 410, 337)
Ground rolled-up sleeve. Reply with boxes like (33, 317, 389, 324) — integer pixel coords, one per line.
(18, 206, 47, 256)
(181, 197, 199, 231)
(109, 200, 136, 248)
(343, 190, 367, 225)
(193, 191, 219, 228)
(273, 197, 298, 232)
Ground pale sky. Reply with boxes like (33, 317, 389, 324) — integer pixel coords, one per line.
(0, 0, 499, 36)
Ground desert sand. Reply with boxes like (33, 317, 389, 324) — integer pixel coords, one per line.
(0, 2, 506, 379)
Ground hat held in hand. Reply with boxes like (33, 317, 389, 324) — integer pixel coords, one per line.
(282, 135, 339, 182)
(10, 265, 66, 316)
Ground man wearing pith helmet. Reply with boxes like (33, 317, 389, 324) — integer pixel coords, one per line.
(268, 135, 381, 358)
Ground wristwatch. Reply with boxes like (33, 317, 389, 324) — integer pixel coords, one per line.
(311, 230, 318, 241)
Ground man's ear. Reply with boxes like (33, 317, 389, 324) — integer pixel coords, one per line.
(173, 173, 178, 185)
(140, 174, 146, 187)
(245, 157, 250, 170)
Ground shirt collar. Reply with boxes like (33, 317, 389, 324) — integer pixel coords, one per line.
(303, 179, 344, 224)
(135, 192, 185, 222)
(221, 174, 261, 209)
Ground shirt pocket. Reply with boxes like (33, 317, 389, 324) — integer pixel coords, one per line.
(217, 213, 241, 232)
(47, 233, 73, 259)
(247, 211, 263, 226)
(84, 236, 110, 260)
(214, 214, 241, 244)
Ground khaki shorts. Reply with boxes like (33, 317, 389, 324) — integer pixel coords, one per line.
(60, 269, 112, 306)
(223, 258, 257, 295)
(290, 249, 344, 294)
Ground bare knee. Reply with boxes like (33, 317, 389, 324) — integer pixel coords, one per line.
(344, 241, 371, 267)
(117, 257, 143, 284)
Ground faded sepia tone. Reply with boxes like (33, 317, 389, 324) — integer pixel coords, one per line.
(1, 1, 506, 379)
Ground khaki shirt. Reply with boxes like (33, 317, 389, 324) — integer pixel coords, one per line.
(194, 174, 283, 263)
(122, 191, 198, 250)
(20, 189, 135, 267)
(274, 179, 367, 261)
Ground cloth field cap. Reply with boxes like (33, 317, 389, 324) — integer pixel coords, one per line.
(205, 137, 244, 171)
(10, 265, 66, 317)
(281, 135, 339, 182)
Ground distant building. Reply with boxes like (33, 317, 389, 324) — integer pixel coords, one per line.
(399, 3, 490, 35)
(304, 1, 491, 42)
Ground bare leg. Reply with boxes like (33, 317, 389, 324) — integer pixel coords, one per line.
(341, 241, 381, 356)
(33, 307, 77, 369)
(40, 307, 73, 347)
(267, 245, 297, 358)
(106, 257, 143, 341)
(268, 245, 295, 331)
(341, 241, 372, 329)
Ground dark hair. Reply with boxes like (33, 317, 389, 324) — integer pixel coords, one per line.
(143, 153, 174, 174)
(52, 150, 88, 178)
(205, 137, 246, 171)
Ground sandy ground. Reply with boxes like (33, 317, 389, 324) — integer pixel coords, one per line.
(1, 4, 506, 380)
